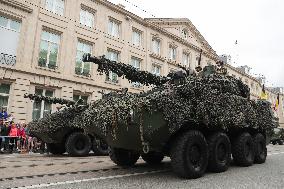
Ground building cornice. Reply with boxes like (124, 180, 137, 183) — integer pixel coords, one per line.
(95, 0, 218, 60)
(0, 0, 33, 13)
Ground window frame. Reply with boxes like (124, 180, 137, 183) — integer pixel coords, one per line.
(108, 18, 121, 38)
(79, 8, 95, 28)
(131, 56, 142, 88)
(168, 45, 177, 61)
(75, 40, 92, 77)
(0, 15, 21, 32)
(32, 88, 54, 121)
(38, 30, 61, 69)
(73, 93, 89, 105)
(182, 52, 190, 67)
(152, 38, 161, 55)
(152, 64, 161, 76)
(0, 83, 11, 111)
(106, 49, 120, 83)
(45, 0, 65, 16)
(132, 28, 142, 46)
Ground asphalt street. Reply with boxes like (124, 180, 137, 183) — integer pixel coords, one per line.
(1, 145, 284, 189)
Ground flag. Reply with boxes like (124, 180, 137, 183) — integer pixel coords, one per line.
(260, 84, 268, 100)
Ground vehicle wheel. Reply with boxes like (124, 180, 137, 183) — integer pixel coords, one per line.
(109, 147, 139, 166)
(47, 143, 65, 155)
(92, 138, 109, 155)
(232, 132, 254, 166)
(141, 152, 164, 165)
(272, 141, 276, 145)
(278, 140, 283, 145)
(207, 132, 231, 172)
(65, 132, 91, 157)
(170, 130, 208, 179)
(253, 133, 267, 164)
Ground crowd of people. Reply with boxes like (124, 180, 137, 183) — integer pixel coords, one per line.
(0, 108, 46, 154)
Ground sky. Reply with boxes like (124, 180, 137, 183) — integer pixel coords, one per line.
(109, 0, 284, 88)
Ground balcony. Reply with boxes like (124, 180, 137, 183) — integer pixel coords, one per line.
(0, 53, 16, 67)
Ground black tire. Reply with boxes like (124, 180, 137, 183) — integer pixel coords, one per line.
(272, 141, 276, 145)
(141, 152, 164, 165)
(109, 147, 139, 166)
(232, 132, 254, 166)
(170, 130, 208, 179)
(47, 143, 65, 155)
(207, 132, 231, 172)
(278, 140, 283, 145)
(253, 133, 267, 164)
(65, 132, 91, 157)
(92, 139, 109, 155)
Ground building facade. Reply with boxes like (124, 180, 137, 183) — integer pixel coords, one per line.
(0, 0, 283, 127)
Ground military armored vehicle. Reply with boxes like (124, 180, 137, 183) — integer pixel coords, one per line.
(26, 95, 108, 156)
(270, 127, 284, 145)
(76, 54, 276, 179)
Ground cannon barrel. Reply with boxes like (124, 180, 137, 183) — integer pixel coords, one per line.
(82, 53, 169, 86)
(24, 93, 76, 107)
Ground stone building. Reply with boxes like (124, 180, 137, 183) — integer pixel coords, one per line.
(0, 0, 283, 127)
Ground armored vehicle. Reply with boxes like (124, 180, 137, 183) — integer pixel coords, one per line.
(78, 54, 276, 179)
(26, 95, 108, 156)
(270, 127, 284, 145)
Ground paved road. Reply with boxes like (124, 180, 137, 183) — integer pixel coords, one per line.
(1, 145, 284, 189)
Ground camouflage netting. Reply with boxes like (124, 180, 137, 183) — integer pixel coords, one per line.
(27, 55, 277, 143)
(71, 74, 276, 138)
(28, 105, 88, 134)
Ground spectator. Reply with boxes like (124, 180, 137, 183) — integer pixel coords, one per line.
(1, 121, 11, 152)
(0, 108, 8, 120)
(9, 123, 18, 152)
(17, 123, 26, 151)
(0, 119, 4, 153)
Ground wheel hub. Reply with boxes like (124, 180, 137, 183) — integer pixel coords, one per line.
(75, 140, 85, 150)
(189, 145, 201, 168)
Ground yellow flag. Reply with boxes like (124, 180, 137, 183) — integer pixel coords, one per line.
(260, 84, 268, 100)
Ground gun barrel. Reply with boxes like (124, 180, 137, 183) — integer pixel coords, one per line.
(24, 94, 76, 107)
(82, 54, 169, 86)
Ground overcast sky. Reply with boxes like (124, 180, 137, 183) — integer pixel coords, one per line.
(109, 0, 284, 88)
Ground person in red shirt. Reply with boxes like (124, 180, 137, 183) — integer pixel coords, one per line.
(9, 123, 18, 152)
(17, 123, 26, 151)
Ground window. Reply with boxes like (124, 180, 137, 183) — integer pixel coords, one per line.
(108, 19, 120, 38)
(32, 88, 53, 121)
(181, 29, 189, 39)
(132, 29, 142, 46)
(152, 38, 161, 55)
(152, 64, 161, 76)
(182, 53, 190, 67)
(0, 16, 21, 32)
(38, 30, 60, 69)
(106, 50, 119, 83)
(45, 0, 64, 16)
(73, 94, 88, 105)
(0, 16, 21, 58)
(80, 9, 94, 28)
(75, 41, 92, 76)
(131, 57, 141, 87)
(169, 46, 177, 61)
(0, 83, 10, 110)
